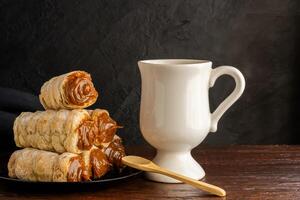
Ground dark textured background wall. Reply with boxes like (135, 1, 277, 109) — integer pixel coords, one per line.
(0, 0, 299, 147)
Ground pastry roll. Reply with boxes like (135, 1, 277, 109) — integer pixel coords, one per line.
(13, 109, 119, 153)
(82, 146, 110, 180)
(8, 148, 88, 182)
(102, 135, 126, 169)
(39, 71, 98, 110)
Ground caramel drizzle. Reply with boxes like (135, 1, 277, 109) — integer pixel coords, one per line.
(103, 137, 126, 169)
(67, 156, 86, 182)
(77, 112, 121, 150)
(77, 120, 97, 150)
(90, 149, 110, 179)
(94, 112, 120, 144)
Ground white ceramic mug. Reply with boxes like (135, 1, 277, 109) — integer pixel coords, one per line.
(138, 59, 245, 183)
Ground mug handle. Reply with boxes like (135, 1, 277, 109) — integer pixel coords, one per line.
(209, 66, 245, 132)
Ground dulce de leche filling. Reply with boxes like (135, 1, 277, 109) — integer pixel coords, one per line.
(67, 156, 87, 182)
(90, 149, 110, 179)
(77, 120, 97, 150)
(77, 112, 120, 150)
(65, 71, 98, 106)
(103, 137, 126, 168)
(94, 112, 119, 144)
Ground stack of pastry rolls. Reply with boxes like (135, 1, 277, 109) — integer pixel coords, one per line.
(8, 71, 126, 182)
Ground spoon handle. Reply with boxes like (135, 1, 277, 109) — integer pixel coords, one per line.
(152, 167, 226, 197)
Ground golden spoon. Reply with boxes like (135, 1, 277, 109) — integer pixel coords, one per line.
(122, 155, 226, 197)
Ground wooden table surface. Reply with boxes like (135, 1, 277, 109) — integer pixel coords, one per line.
(0, 145, 299, 200)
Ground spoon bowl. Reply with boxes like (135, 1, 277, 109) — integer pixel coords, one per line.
(122, 156, 157, 172)
(123, 156, 151, 165)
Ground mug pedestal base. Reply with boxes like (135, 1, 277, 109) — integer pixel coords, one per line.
(145, 150, 205, 183)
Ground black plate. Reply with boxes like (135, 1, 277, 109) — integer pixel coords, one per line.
(0, 152, 142, 185)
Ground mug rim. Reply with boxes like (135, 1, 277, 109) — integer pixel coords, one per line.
(138, 59, 212, 66)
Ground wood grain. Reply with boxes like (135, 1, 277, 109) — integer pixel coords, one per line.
(0, 145, 299, 200)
